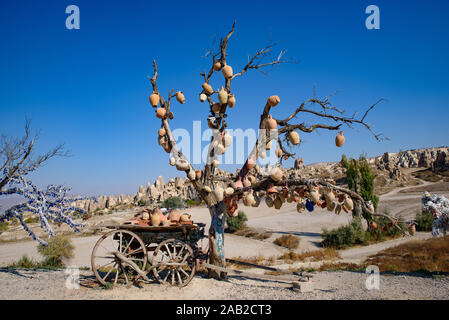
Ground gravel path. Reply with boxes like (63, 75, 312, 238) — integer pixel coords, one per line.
(0, 269, 447, 300)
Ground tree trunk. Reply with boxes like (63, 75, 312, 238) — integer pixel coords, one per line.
(207, 201, 227, 279)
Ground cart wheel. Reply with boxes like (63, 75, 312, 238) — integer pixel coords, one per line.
(152, 239, 196, 287)
(91, 229, 147, 286)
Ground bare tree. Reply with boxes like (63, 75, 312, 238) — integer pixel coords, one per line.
(147, 22, 402, 279)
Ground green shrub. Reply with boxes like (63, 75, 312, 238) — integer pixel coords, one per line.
(226, 211, 248, 233)
(161, 196, 183, 209)
(8, 255, 38, 269)
(322, 217, 370, 249)
(0, 221, 8, 232)
(415, 210, 434, 231)
(37, 236, 74, 267)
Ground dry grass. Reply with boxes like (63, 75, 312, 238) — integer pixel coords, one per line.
(363, 236, 449, 273)
(317, 262, 362, 272)
(234, 227, 272, 241)
(273, 234, 300, 249)
(279, 248, 341, 263)
(227, 256, 276, 270)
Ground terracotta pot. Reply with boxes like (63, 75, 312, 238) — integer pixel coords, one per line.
(309, 187, 320, 203)
(246, 158, 256, 170)
(213, 60, 222, 71)
(169, 210, 180, 222)
(169, 157, 176, 166)
(218, 87, 228, 104)
(175, 91, 185, 104)
(335, 131, 345, 147)
(162, 142, 172, 153)
(156, 107, 166, 119)
(213, 187, 224, 202)
(227, 94, 236, 108)
(326, 191, 335, 203)
(335, 204, 342, 215)
(343, 197, 354, 211)
(159, 129, 167, 137)
(180, 213, 191, 222)
(224, 197, 238, 217)
(216, 143, 226, 155)
(212, 103, 221, 113)
(296, 201, 305, 213)
(176, 159, 190, 171)
(265, 196, 274, 208)
(142, 212, 150, 220)
(202, 83, 214, 95)
(369, 221, 378, 230)
(233, 178, 243, 190)
(266, 184, 278, 194)
(224, 187, 234, 196)
(273, 196, 282, 209)
(276, 147, 283, 158)
(200, 93, 207, 102)
(266, 115, 277, 130)
(327, 201, 336, 212)
(408, 223, 416, 236)
(150, 213, 161, 227)
(222, 132, 232, 148)
(195, 170, 202, 179)
(267, 95, 280, 107)
(287, 131, 300, 145)
(150, 92, 160, 107)
(270, 168, 283, 181)
(187, 169, 196, 181)
(266, 140, 272, 150)
(320, 200, 327, 209)
(338, 193, 345, 203)
(222, 65, 233, 79)
(243, 179, 251, 187)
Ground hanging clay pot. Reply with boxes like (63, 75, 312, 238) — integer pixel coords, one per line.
(408, 223, 416, 236)
(175, 159, 190, 171)
(150, 212, 161, 227)
(224, 197, 238, 217)
(187, 169, 196, 181)
(247, 175, 257, 184)
(259, 151, 266, 159)
(287, 131, 300, 145)
(176, 91, 185, 104)
(335, 204, 342, 215)
(233, 178, 243, 190)
(204, 186, 212, 193)
(158, 128, 166, 137)
(326, 190, 336, 203)
(218, 87, 228, 104)
(246, 158, 256, 170)
(273, 196, 283, 209)
(150, 92, 160, 107)
(214, 60, 222, 71)
(169, 210, 180, 222)
(338, 193, 345, 203)
(369, 221, 378, 230)
(305, 199, 314, 212)
(216, 143, 226, 155)
(158, 135, 166, 146)
(243, 179, 251, 187)
(227, 94, 236, 108)
(270, 168, 283, 181)
(222, 64, 233, 79)
(163, 141, 172, 153)
(267, 95, 280, 107)
(320, 201, 327, 209)
(213, 187, 224, 202)
(309, 187, 320, 204)
(266, 140, 272, 150)
(222, 131, 232, 148)
(266, 184, 278, 195)
(212, 159, 219, 168)
(142, 211, 150, 220)
(252, 194, 261, 207)
(224, 187, 234, 196)
(296, 201, 305, 213)
(265, 196, 274, 208)
(335, 131, 345, 147)
(202, 83, 214, 95)
(156, 107, 166, 119)
(195, 170, 202, 180)
(200, 93, 207, 102)
(276, 147, 283, 158)
(342, 205, 349, 213)
(265, 115, 277, 130)
(367, 201, 375, 213)
(327, 201, 336, 212)
(343, 197, 354, 211)
(169, 156, 176, 166)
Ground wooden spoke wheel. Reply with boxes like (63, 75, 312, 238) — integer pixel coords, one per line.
(91, 229, 147, 286)
(152, 239, 196, 287)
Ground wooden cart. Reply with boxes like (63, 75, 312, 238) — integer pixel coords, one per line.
(91, 222, 312, 288)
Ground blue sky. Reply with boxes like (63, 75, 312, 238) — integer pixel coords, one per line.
(1, 0, 448, 197)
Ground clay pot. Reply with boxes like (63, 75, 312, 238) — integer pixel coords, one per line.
(367, 201, 375, 213)
(187, 169, 196, 181)
(150, 213, 161, 227)
(243, 179, 251, 187)
(233, 178, 243, 190)
(169, 157, 176, 166)
(320, 201, 327, 209)
(369, 221, 378, 230)
(150, 92, 160, 107)
(224, 187, 234, 196)
(142, 212, 150, 220)
(200, 93, 207, 102)
(266, 184, 278, 195)
(335, 204, 342, 215)
(227, 94, 236, 108)
(265, 115, 277, 130)
(212, 103, 221, 113)
(195, 170, 202, 179)
(258, 151, 266, 159)
(204, 186, 212, 193)
(327, 201, 336, 212)
(273, 196, 282, 209)
(343, 197, 354, 211)
(222, 132, 232, 148)
(216, 143, 226, 155)
(222, 64, 233, 79)
(296, 201, 305, 213)
(169, 210, 180, 222)
(309, 187, 320, 204)
(305, 199, 314, 212)
(202, 83, 214, 95)
(335, 131, 345, 147)
(408, 223, 416, 236)
(287, 131, 300, 145)
(158, 135, 166, 146)
(162, 142, 172, 153)
(213, 187, 224, 202)
(213, 60, 222, 71)
(224, 197, 238, 217)
(156, 107, 166, 119)
(246, 158, 256, 170)
(266, 140, 272, 150)
(267, 95, 280, 107)
(276, 147, 283, 158)
(265, 196, 274, 208)
(175, 159, 190, 171)
(212, 159, 219, 168)
(270, 168, 283, 182)
(180, 213, 191, 222)
(326, 191, 335, 203)
(158, 128, 166, 136)
(218, 87, 228, 104)
(175, 91, 185, 104)
(338, 193, 345, 203)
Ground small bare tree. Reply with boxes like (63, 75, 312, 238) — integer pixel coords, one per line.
(147, 22, 403, 279)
